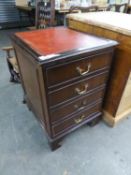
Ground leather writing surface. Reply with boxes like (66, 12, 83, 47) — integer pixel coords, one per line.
(15, 27, 111, 57)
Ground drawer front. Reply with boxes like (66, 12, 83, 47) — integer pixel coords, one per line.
(52, 102, 101, 136)
(50, 88, 104, 123)
(46, 52, 112, 87)
(49, 71, 108, 107)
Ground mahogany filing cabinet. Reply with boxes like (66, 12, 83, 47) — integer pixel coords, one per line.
(12, 27, 117, 150)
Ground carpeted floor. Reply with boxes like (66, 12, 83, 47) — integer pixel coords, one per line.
(0, 28, 131, 175)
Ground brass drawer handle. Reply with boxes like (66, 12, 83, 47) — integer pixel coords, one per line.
(75, 84, 88, 95)
(74, 115, 85, 124)
(74, 104, 85, 111)
(76, 63, 91, 76)
(74, 100, 87, 110)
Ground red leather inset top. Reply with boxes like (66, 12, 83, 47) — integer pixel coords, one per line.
(15, 27, 109, 57)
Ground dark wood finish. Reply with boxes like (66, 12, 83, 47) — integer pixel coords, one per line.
(88, 116, 101, 127)
(27, 0, 55, 30)
(48, 71, 109, 107)
(46, 52, 112, 87)
(127, 4, 131, 14)
(106, 3, 128, 13)
(35, 0, 55, 29)
(16, 5, 35, 26)
(12, 27, 117, 150)
(49, 137, 62, 150)
(52, 101, 101, 136)
(69, 5, 98, 13)
(50, 87, 104, 124)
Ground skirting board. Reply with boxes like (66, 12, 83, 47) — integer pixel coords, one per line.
(103, 109, 131, 127)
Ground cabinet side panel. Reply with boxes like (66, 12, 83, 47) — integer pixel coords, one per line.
(14, 44, 45, 125)
(116, 72, 131, 116)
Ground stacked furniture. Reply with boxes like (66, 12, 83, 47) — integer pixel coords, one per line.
(27, 0, 55, 30)
(106, 3, 128, 13)
(67, 11, 131, 126)
(69, 5, 99, 13)
(35, 0, 55, 28)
